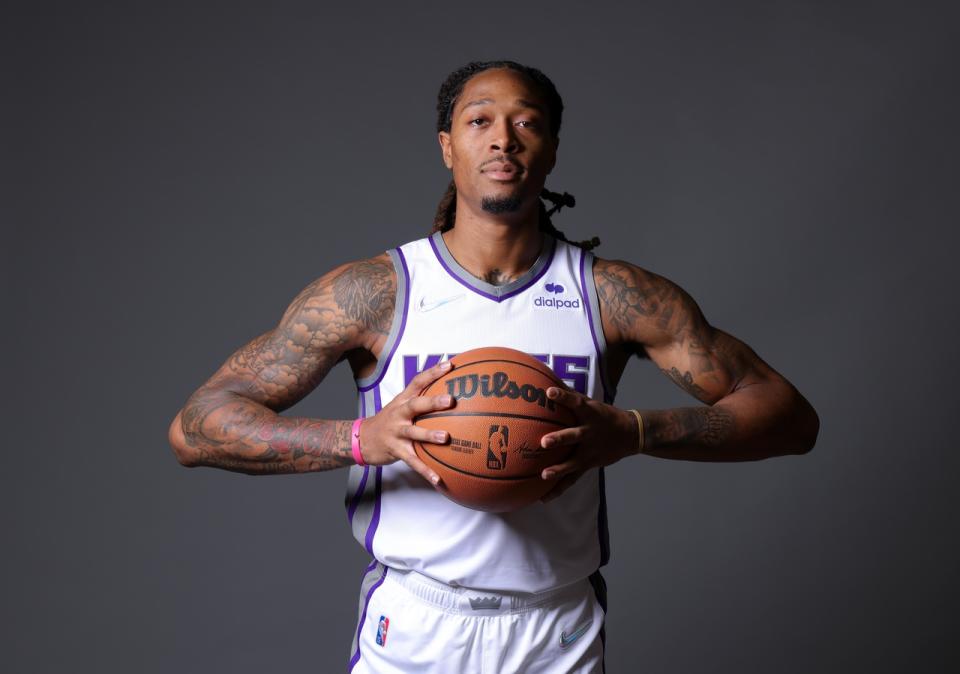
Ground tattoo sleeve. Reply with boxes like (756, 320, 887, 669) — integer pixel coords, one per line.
(594, 258, 818, 460)
(173, 255, 396, 474)
(595, 259, 751, 404)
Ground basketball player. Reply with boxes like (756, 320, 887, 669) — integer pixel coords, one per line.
(168, 60, 819, 672)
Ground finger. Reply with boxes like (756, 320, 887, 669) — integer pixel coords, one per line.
(398, 424, 449, 445)
(546, 386, 587, 410)
(398, 446, 441, 486)
(403, 360, 454, 398)
(540, 427, 584, 449)
(540, 459, 580, 481)
(541, 469, 586, 503)
(406, 393, 455, 416)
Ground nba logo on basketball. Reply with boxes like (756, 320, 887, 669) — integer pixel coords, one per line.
(487, 425, 509, 470)
(375, 615, 389, 647)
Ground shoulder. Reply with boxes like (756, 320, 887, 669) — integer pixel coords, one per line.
(280, 252, 398, 343)
(591, 256, 706, 348)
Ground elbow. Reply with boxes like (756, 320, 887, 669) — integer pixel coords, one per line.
(168, 411, 199, 467)
(791, 397, 820, 456)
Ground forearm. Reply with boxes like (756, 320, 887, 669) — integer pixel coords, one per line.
(172, 387, 354, 474)
(637, 381, 819, 462)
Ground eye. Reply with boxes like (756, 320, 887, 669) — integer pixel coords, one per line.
(468, 118, 487, 127)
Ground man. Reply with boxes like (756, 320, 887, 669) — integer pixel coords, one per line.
(168, 60, 819, 673)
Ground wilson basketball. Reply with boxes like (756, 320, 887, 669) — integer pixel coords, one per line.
(413, 346, 576, 512)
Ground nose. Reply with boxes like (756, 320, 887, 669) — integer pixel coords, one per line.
(490, 119, 520, 154)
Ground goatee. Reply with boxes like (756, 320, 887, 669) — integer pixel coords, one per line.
(480, 193, 524, 214)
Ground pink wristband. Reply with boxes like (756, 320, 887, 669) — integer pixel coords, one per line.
(351, 418, 365, 467)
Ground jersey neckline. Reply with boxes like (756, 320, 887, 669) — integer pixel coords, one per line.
(428, 230, 557, 303)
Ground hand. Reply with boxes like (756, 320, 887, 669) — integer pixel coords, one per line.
(356, 360, 455, 485)
(539, 387, 640, 501)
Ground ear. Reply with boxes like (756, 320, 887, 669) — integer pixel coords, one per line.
(438, 131, 453, 170)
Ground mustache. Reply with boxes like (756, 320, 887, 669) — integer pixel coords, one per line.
(481, 156, 524, 172)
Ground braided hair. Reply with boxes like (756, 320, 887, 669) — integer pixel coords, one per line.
(430, 60, 600, 251)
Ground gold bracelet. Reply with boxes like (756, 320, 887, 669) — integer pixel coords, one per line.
(629, 409, 645, 454)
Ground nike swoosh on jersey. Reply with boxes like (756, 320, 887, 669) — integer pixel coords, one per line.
(559, 619, 593, 648)
(418, 293, 465, 312)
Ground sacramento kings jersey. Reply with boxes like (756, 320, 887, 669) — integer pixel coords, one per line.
(344, 231, 616, 593)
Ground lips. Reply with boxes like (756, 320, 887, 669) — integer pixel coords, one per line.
(482, 161, 523, 181)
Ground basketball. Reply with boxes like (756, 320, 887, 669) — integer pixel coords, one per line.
(412, 346, 576, 512)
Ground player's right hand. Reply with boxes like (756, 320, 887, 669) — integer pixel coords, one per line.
(354, 360, 455, 485)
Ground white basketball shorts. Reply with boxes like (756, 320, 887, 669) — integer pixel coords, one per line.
(348, 561, 607, 673)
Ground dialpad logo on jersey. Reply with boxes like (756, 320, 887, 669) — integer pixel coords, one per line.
(375, 615, 389, 647)
(535, 281, 581, 310)
(487, 425, 509, 470)
(445, 372, 557, 411)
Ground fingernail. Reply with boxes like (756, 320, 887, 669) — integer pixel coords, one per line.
(542, 437, 554, 448)
(543, 471, 555, 480)
(431, 474, 440, 485)
(440, 361, 452, 370)
(547, 388, 558, 398)
(432, 431, 447, 442)
(441, 395, 452, 405)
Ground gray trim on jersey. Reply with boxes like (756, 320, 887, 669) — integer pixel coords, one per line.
(348, 388, 380, 542)
(582, 250, 617, 401)
(430, 230, 557, 299)
(355, 248, 407, 390)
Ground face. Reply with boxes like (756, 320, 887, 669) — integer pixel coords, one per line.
(438, 68, 558, 218)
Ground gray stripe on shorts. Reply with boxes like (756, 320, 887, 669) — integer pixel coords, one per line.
(349, 561, 388, 666)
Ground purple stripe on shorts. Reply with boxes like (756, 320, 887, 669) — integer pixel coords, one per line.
(349, 563, 388, 671)
(358, 247, 410, 392)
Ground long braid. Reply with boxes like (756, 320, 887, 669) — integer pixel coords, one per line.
(432, 180, 458, 232)
(538, 188, 600, 251)
(430, 60, 600, 250)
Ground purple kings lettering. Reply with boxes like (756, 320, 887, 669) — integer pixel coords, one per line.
(553, 355, 590, 394)
(403, 354, 445, 387)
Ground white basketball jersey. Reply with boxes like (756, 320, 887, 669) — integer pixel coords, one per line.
(345, 231, 616, 593)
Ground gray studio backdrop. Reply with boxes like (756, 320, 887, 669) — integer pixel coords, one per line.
(7, 1, 958, 672)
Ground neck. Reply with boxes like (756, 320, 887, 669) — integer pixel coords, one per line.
(441, 203, 544, 286)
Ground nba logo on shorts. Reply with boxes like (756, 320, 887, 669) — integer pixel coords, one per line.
(375, 615, 389, 647)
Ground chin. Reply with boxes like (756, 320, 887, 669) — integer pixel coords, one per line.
(479, 191, 525, 215)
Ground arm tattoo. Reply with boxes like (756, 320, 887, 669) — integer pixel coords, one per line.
(177, 255, 396, 474)
(595, 259, 752, 402)
(181, 391, 353, 474)
(648, 407, 736, 449)
(332, 258, 395, 335)
(595, 260, 691, 338)
(661, 367, 712, 402)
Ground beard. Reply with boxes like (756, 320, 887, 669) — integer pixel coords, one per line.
(480, 192, 524, 214)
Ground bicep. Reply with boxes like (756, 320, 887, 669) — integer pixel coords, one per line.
(199, 255, 395, 411)
(596, 259, 778, 404)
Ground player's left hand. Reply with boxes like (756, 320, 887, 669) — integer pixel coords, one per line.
(538, 387, 640, 502)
